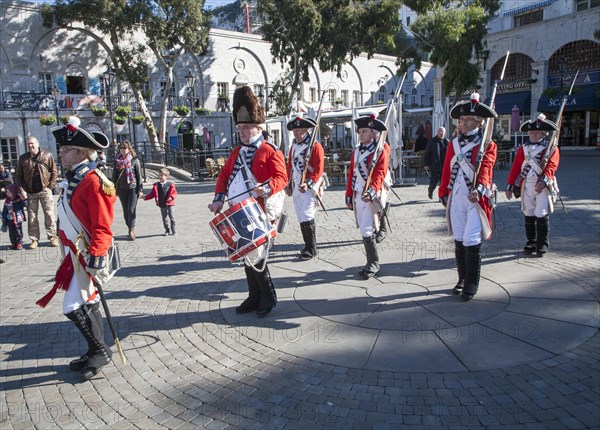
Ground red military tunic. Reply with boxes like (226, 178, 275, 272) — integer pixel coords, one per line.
(345, 143, 390, 202)
(215, 141, 288, 210)
(439, 139, 497, 239)
(507, 143, 559, 188)
(286, 141, 325, 187)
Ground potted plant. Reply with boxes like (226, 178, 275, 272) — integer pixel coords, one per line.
(114, 115, 127, 125)
(131, 115, 145, 125)
(91, 106, 108, 117)
(60, 116, 70, 124)
(115, 105, 131, 117)
(174, 105, 190, 116)
(39, 114, 56, 126)
(195, 107, 211, 116)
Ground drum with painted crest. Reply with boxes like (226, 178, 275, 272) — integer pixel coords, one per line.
(209, 197, 277, 262)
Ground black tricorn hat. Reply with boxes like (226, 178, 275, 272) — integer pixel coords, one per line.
(286, 116, 318, 131)
(354, 114, 387, 132)
(520, 113, 558, 132)
(52, 116, 109, 150)
(450, 93, 497, 119)
(233, 86, 265, 125)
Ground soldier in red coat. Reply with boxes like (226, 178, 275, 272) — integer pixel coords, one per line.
(36, 116, 117, 380)
(505, 114, 559, 257)
(208, 87, 288, 317)
(285, 116, 325, 260)
(345, 114, 391, 279)
(439, 94, 497, 301)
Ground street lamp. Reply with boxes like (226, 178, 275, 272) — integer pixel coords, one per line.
(185, 70, 196, 149)
(103, 67, 117, 158)
(122, 88, 135, 150)
(50, 84, 61, 125)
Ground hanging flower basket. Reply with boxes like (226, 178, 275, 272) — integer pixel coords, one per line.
(60, 116, 70, 124)
(39, 115, 56, 126)
(174, 105, 190, 117)
(131, 115, 145, 125)
(115, 105, 131, 117)
(91, 106, 108, 117)
(114, 115, 127, 125)
(195, 107, 211, 116)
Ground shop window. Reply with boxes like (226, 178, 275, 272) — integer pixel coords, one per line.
(513, 9, 543, 28)
(66, 75, 85, 94)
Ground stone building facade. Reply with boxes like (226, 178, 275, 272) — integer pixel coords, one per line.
(0, 0, 436, 167)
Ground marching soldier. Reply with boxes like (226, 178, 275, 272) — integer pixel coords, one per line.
(36, 116, 117, 380)
(439, 93, 497, 302)
(505, 113, 559, 257)
(285, 116, 325, 260)
(345, 114, 391, 279)
(208, 86, 288, 317)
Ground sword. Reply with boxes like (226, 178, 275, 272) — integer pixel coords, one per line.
(381, 200, 392, 233)
(93, 279, 127, 365)
(389, 185, 404, 204)
(309, 186, 328, 215)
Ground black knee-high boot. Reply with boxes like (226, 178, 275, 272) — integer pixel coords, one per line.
(300, 220, 317, 259)
(524, 216, 537, 255)
(536, 216, 550, 257)
(254, 261, 277, 316)
(236, 264, 262, 313)
(452, 240, 466, 295)
(359, 236, 380, 279)
(65, 303, 112, 380)
(462, 244, 482, 302)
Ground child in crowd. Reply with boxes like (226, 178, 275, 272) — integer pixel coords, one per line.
(143, 168, 177, 235)
(1, 184, 28, 250)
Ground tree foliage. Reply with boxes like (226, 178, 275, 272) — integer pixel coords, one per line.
(257, 0, 403, 112)
(41, 0, 211, 150)
(406, 0, 500, 96)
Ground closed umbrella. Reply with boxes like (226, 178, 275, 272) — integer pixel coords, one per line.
(511, 105, 520, 148)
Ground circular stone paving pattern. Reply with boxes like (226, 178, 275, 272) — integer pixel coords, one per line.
(221, 253, 600, 373)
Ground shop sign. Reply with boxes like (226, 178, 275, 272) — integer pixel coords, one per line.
(497, 80, 531, 94)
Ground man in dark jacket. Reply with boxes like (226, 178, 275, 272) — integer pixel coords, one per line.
(423, 127, 448, 200)
(15, 136, 59, 248)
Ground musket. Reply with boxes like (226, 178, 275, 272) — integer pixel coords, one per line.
(224, 179, 270, 204)
(473, 51, 510, 186)
(363, 73, 406, 194)
(539, 70, 578, 214)
(542, 70, 579, 171)
(93, 279, 127, 365)
(298, 90, 328, 214)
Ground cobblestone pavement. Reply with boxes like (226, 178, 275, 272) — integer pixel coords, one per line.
(1, 151, 599, 429)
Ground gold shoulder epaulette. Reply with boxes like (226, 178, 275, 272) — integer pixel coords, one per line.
(94, 169, 116, 196)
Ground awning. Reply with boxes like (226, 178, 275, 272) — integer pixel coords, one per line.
(486, 91, 531, 115)
(504, 0, 556, 16)
(537, 84, 600, 112)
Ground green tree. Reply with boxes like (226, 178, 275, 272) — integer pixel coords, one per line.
(42, 0, 211, 152)
(405, 0, 500, 98)
(257, 0, 403, 113)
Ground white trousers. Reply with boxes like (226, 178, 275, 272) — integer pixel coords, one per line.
(293, 187, 318, 223)
(450, 178, 482, 247)
(522, 176, 550, 218)
(62, 256, 99, 314)
(354, 192, 376, 237)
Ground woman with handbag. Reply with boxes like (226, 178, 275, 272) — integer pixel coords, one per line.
(112, 141, 143, 240)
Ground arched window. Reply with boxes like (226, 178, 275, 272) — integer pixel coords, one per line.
(548, 40, 600, 74)
(491, 53, 533, 81)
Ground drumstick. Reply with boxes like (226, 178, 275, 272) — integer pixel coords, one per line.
(224, 179, 271, 203)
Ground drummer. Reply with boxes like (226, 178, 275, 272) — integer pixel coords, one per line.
(208, 86, 288, 317)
